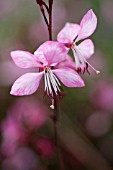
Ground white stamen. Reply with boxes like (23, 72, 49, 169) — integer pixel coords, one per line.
(46, 72, 53, 96)
(72, 48, 80, 69)
(44, 68, 61, 97)
(44, 73, 47, 91)
(48, 70, 57, 91)
(86, 61, 100, 74)
(72, 44, 100, 74)
(51, 71, 61, 86)
(48, 70, 60, 94)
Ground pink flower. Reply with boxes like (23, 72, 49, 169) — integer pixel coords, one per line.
(57, 9, 100, 74)
(1, 116, 26, 156)
(10, 41, 84, 105)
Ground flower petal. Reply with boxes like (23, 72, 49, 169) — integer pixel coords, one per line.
(53, 68, 85, 87)
(34, 51, 48, 66)
(11, 50, 42, 68)
(10, 72, 43, 96)
(55, 54, 76, 69)
(76, 9, 97, 42)
(77, 39, 94, 59)
(34, 41, 68, 65)
(57, 23, 80, 44)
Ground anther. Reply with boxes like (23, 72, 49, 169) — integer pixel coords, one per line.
(50, 105, 54, 109)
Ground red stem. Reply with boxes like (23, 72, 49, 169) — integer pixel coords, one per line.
(48, 0, 53, 40)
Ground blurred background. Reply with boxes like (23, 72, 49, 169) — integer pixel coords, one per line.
(0, 0, 113, 169)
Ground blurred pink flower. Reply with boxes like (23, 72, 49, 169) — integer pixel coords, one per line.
(57, 9, 99, 74)
(10, 41, 84, 99)
(2, 147, 38, 170)
(1, 116, 26, 156)
(1, 97, 49, 156)
(10, 97, 49, 130)
(91, 79, 113, 112)
(85, 112, 111, 137)
(36, 137, 55, 158)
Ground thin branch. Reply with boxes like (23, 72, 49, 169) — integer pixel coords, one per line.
(48, 0, 53, 40)
(42, 1, 49, 13)
(36, 0, 49, 26)
(39, 5, 49, 27)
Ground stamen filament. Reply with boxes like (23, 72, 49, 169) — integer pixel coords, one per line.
(48, 70, 60, 94)
(86, 61, 100, 74)
(44, 68, 61, 98)
(72, 44, 100, 74)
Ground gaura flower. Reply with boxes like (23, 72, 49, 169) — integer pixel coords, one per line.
(10, 41, 84, 104)
(57, 9, 100, 74)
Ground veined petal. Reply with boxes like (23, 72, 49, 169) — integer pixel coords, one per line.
(10, 72, 43, 96)
(55, 54, 76, 69)
(53, 68, 85, 87)
(77, 39, 94, 59)
(33, 51, 48, 66)
(11, 50, 42, 68)
(57, 23, 80, 44)
(76, 9, 97, 42)
(34, 41, 68, 66)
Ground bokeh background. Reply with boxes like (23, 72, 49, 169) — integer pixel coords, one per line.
(0, 0, 113, 170)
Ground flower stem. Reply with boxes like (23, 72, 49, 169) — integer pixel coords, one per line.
(36, 0, 53, 40)
(51, 96, 61, 169)
(36, 0, 61, 168)
(48, 0, 53, 40)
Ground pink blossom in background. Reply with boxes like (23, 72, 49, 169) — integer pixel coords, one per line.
(85, 112, 111, 137)
(57, 9, 99, 74)
(1, 97, 49, 156)
(1, 116, 26, 156)
(10, 41, 84, 102)
(91, 79, 113, 112)
(9, 97, 49, 130)
(36, 137, 55, 158)
(2, 147, 39, 170)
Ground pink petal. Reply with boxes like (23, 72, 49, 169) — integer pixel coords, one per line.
(10, 72, 43, 96)
(77, 39, 94, 59)
(53, 68, 85, 87)
(57, 23, 80, 44)
(55, 54, 76, 69)
(34, 41, 68, 66)
(76, 9, 97, 42)
(34, 51, 48, 66)
(11, 50, 42, 68)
